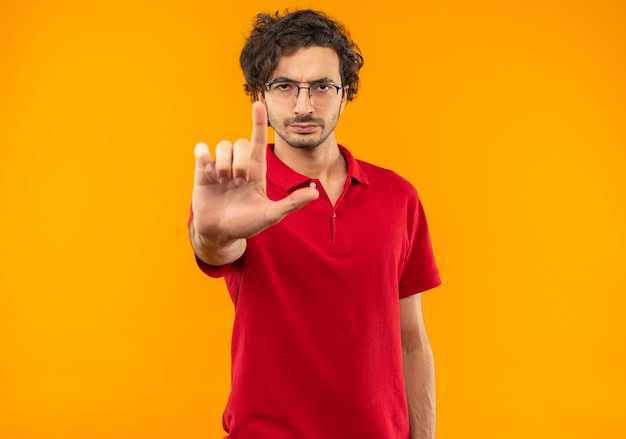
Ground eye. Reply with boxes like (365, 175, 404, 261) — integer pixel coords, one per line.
(314, 84, 333, 93)
(272, 83, 296, 92)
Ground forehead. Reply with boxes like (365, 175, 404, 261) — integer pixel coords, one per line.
(272, 46, 341, 82)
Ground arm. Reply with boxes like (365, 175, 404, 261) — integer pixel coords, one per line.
(400, 293, 436, 439)
(189, 102, 318, 266)
(189, 220, 247, 267)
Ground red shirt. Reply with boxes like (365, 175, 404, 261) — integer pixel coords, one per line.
(194, 145, 440, 439)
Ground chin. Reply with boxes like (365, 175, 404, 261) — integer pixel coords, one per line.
(289, 140, 322, 150)
(278, 132, 331, 150)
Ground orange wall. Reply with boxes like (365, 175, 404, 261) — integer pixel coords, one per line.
(1, 1, 624, 438)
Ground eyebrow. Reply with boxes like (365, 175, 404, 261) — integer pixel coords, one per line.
(269, 76, 341, 85)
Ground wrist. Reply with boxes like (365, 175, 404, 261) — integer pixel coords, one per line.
(192, 227, 246, 266)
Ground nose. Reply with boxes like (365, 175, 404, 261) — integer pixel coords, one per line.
(294, 87, 314, 114)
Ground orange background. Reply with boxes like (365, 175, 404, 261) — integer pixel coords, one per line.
(1, 0, 625, 438)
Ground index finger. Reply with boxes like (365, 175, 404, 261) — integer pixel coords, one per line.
(250, 101, 268, 163)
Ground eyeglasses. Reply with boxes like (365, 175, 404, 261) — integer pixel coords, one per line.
(264, 82, 344, 108)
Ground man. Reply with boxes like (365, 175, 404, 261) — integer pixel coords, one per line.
(189, 9, 440, 439)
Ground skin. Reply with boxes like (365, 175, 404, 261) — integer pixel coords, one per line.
(189, 46, 436, 439)
(401, 294, 437, 439)
(260, 46, 349, 205)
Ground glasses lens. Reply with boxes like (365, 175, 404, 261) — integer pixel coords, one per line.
(268, 83, 297, 106)
(267, 83, 339, 108)
(310, 85, 338, 108)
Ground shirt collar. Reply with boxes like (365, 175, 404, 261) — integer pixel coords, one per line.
(266, 144, 370, 192)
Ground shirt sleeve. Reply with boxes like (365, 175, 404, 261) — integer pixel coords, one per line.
(398, 194, 441, 298)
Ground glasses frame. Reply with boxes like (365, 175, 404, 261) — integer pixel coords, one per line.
(264, 81, 345, 106)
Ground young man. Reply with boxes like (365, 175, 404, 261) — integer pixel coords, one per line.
(189, 9, 441, 439)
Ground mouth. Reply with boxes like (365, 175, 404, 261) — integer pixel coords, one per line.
(289, 124, 319, 134)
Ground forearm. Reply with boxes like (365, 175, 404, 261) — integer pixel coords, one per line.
(189, 221, 246, 266)
(403, 341, 436, 439)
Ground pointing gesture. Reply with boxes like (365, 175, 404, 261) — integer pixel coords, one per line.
(190, 102, 319, 266)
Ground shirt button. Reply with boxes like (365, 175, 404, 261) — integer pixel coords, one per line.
(309, 182, 317, 189)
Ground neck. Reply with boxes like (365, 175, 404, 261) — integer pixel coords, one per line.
(273, 133, 347, 183)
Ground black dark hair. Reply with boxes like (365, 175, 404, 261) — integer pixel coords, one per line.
(239, 9, 364, 102)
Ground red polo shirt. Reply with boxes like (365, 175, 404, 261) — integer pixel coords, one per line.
(194, 144, 440, 439)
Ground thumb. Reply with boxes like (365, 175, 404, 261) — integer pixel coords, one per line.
(268, 187, 319, 222)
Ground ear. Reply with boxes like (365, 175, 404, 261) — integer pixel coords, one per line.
(339, 85, 349, 114)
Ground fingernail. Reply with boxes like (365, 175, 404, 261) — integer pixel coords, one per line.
(235, 177, 246, 186)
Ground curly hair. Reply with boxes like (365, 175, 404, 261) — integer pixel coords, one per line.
(239, 9, 364, 102)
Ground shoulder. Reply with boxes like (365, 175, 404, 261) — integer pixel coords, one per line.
(340, 144, 420, 205)
(357, 159, 418, 198)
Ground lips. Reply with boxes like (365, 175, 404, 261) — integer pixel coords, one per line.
(290, 124, 318, 134)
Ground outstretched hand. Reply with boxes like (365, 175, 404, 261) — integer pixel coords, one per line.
(191, 102, 319, 260)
